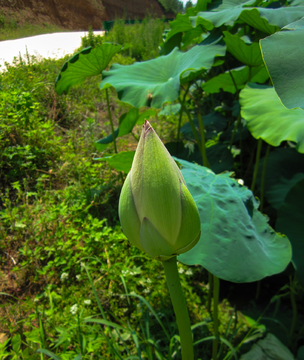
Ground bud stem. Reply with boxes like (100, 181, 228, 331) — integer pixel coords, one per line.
(162, 256, 194, 360)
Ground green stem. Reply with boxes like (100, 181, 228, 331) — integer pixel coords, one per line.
(207, 271, 213, 313)
(197, 110, 210, 168)
(177, 84, 191, 150)
(289, 275, 298, 349)
(260, 144, 270, 213)
(182, 101, 202, 154)
(105, 88, 118, 154)
(106, 87, 124, 184)
(162, 257, 194, 360)
(229, 115, 241, 151)
(251, 138, 263, 192)
(228, 70, 239, 94)
(212, 275, 220, 360)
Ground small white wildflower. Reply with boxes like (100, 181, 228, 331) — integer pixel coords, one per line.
(70, 304, 78, 315)
(238, 179, 244, 186)
(60, 272, 69, 282)
(185, 269, 193, 276)
(83, 299, 91, 305)
(122, 269, 129, 276)
(143, 289, 150, 294)
(178, 268, 185, 274)
(76, 275, 81, 281)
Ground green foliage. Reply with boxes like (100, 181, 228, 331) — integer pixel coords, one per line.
(82, 18, 167, 61)
(177, 158, 291, 282)
(0, 11, 66, 41)
(100, 44, 226, 108)
(55, 43, 124, 95)
(2, 1, 304, 359)
(240, 84, 304, 153)
(260, 17, 304, 110)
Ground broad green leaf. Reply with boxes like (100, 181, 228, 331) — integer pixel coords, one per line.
(239, 8, 279, 34)
(177, 158, 291, 283)
(191, 0, 257, 28)
(55, 43, 123, 95)
(95, 151, 135, 173)
(240, 83, 304, 153)
(223, 32, 263, 67)
(203, 65, 268, 94)
(260, 18, 304, 110)
(257, 148, 304, 209)
(251, 6, 304, 31)
(276, 178, 304, 286)
(100, 45, 226, 109)
(192, 1, 304, 33)
(94, 108, 139, 151)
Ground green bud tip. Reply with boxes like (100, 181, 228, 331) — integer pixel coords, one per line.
(118, 120, 201, 261)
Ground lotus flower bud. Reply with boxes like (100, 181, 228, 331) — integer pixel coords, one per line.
(118, 120, 201, 261)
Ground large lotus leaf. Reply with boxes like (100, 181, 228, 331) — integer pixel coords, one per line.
(257, 148, 304, 210)
(100, 45, 226, 109)
(191, 0, 256, 28)
(240, 83, 304, 153)
(55, 43, 123, 95)
(239, 8, 279, 34)
(192, 2, 304, 33)
(260, 18, 304, 110)
(223, 32, 263, 67)
(203, 65, 268, 94)
(177, 158, 291, 283)
(276, 178, 304, 286)
(250, 6, 304, 30)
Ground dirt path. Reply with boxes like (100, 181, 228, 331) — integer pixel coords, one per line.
(0, 31, 104, 71)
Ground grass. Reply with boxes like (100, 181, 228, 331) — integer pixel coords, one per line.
(0, 19, 254, 360)
(82, 16, 167, 61)
(0, 10, 68, 42)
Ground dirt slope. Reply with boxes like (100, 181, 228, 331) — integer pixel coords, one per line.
(0, 0, 170, 30)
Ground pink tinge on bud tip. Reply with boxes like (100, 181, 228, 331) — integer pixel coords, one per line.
(143, 119, 152, 134)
